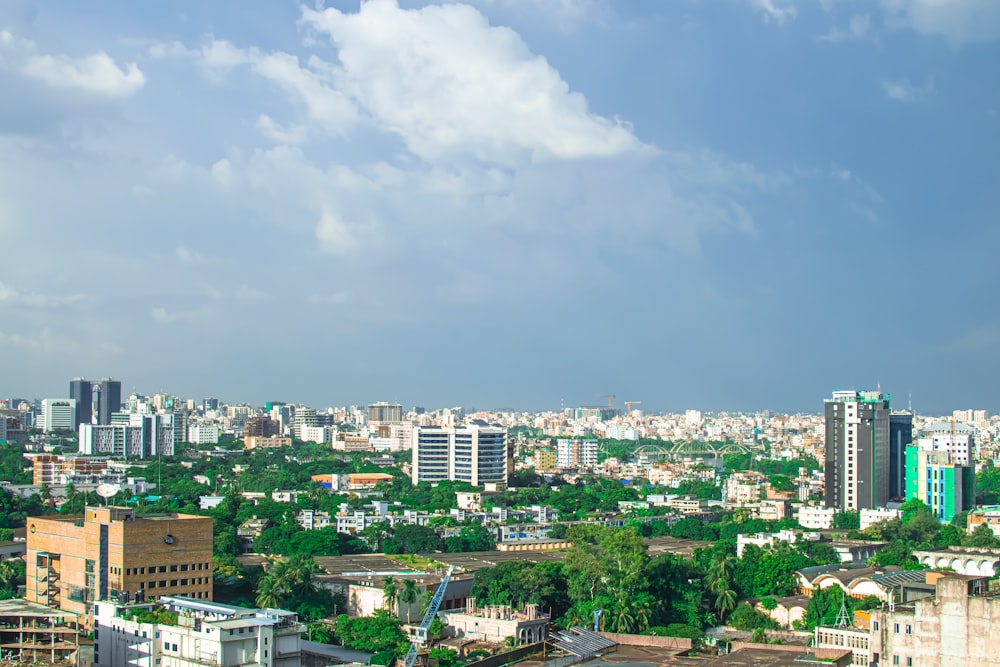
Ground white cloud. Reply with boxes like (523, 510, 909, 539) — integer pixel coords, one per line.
(315, 206, 382, 256)
(256, 114, 308, 145)
(880, 0, 1000, 45)
(196, 39, 357, 132)
(819, 13, 871, 42)
(175, 246, 207, 264)
(308, 291, 351, 305)
(235, 284, 270, 301)
(299, 0, 646, 164)
(882, 75, 934, 102)
(151, 307, 203, 324)
(753, 0, 798, 26)
(22, 50, 146, 97)
(0, 281, 86, 308)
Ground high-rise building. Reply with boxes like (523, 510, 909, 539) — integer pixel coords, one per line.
(905, 446, 975, 523)
(79, 414, 175, 458)
(202, 398, 219, 412)
(70, 378, 93, 427)
(27, 506, 214, 623)
(40, 398, 77, 433)
(411, 422, 509, 486)
(824, 390, 890, 511)
(368, 402, 404, 424)
(96, 378, 122, 426)
(914, 421, 975, 466)
(889, 411, 913, 500)
(556, 439, 599, 469)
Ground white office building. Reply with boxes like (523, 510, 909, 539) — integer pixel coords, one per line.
(411, 422, 509, 486)
(187, 424, 220, 445)
(80, 414, 175, 458)
(41, 398, 77, 433)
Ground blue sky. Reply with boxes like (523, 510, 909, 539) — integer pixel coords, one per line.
(1, 0, 998, 414)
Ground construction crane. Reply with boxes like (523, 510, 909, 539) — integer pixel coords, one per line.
(625, 401, 641, 415)
(603, 394, 616, 409)
(403, 567, 455, 667)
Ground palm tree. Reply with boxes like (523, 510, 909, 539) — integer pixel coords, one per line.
(256, 576, 283, 609)
(382, 576, 398, 614)
(609, 603, 635, 634)
(714, 587, 737, 618)
(399, 579, 419, 624)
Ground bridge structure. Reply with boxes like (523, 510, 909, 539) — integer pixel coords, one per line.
(624, 440, 765, 458)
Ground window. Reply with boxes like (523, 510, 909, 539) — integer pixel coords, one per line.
(170, 580, 177, 587)
(894, 623, 899, 634)
(874, 621, 879, 631)
(893, 657, 900, 665)
(159, 566, 167, 573)
(907, 659, 912, 667)
(170, 565, 178, 572)
(905, 624, 912, 634)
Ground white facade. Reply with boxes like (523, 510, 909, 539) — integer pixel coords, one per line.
(297, 509, 331, 530)
(916, 422, 975, 466)
(797, 506, 836, 530)
(94, 596, 304, 667)
(79, 414, 175, 458)
(411, 423, 509, 486)
(187, 424, 220, 445)
(299, 425, 333, 444)
(555, 439, 599, 469)
(737, 529, 817, 557)
(860, 507, 901, 530)
(41, 398, 77, 432)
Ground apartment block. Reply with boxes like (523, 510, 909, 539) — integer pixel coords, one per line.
(94, 595, 304, 667)
(904, 446, 974, 522)
(79, 414, 175, 458)
(27, 507, 213, 622)
(556, 439, 599, 469)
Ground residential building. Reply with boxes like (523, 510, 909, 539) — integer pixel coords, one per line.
(293, 405, 317, 440)
(244, 415, 279, 438)
(860, 508, 902, 531)
(814, 624, 872, 667)
(79, 414, 175, 458)
(888, 411, 912, 500)
(824, 390, 890, 511)
(187, 424, 220, 445)
(299, 424, 333, 444)
(411, 422, 510, 486)
(368, 402, 403, 424)
(914, 421, 975, 466)
(27, 506, 214, 622)
(32, 454, 109, 485)
(726, 471, 768, 505)
(904, 446, 974, 522)
(441, 601, 548, 645)
(244, 436, 291, 450)
(94, 595, 304, 667)
(797, 506, 836, 530)
(333, 433, 373, 452)
(555, 439, 598, 469)
(967, 506, 1000, 538)
(70, 378, 93, 427)
(297, 509, 331, 530)
(41, 398, 77, 432)
(869, 573, 1000, 667)
(737, 529, 814, 557)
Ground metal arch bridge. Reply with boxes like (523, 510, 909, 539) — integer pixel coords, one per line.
(626, 440, 764, 457)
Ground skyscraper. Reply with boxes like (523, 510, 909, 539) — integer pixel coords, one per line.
(824, 390, 890, 511)
(96, 378, 122, 425)
(889, 411, 913, 500)
(69, 378, 92, 427)
(411, 422, 509, 486)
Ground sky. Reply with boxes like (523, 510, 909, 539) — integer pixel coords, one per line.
(0, 0, 998, 415)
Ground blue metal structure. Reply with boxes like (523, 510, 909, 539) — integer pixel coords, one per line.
(403, 567, 455, 667)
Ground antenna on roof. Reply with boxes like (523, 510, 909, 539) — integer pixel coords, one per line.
(834, 594, 850, 628)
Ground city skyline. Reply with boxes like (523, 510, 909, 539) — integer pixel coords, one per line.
(1, 1, 998, 413)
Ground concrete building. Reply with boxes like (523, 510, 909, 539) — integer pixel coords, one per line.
(32, 454, 109, 485)
(96, 379, 122, 426)
(868, 573, 1000, 667)
(904, 446, 974, 522)
(888, 411, 912, 500)
(967, 506, 1000, 538)
(915, 421, 975, 466)
(79, 414, 175, 458)
(797, 506, 836, 530)
(94, 595, 304, 667)
(0, 598, 82, 663)
(41, 398, 77, 433)
(187, 424, 220, 445)
(244, 436, 292, 449)
(299, 424, 334, 444)
(860, 508, 902, 530)
(368, 402, 403, 424)
(555, 439, 598, 469)
(27, 506, 214, 622)
(412, 422, 509, 486)
(911, 547, 1000, 576)
(737, 530, 817, 557)
(441, 600, 549, 645)
(824, 390, 890, 511)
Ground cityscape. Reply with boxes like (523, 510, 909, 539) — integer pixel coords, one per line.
(2, 2, 998, 667)
(0, 380, 999, 667)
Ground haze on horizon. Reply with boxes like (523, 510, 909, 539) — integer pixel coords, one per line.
(1, 0, 998, 415)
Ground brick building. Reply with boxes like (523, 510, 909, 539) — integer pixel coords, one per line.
(27, 506, 213, 624)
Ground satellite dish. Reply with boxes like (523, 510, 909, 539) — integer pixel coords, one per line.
(96, 484, 119, 501)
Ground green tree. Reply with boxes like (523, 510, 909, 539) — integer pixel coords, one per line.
(382, 576, 398, 614)
(399, 579, 420, 624)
